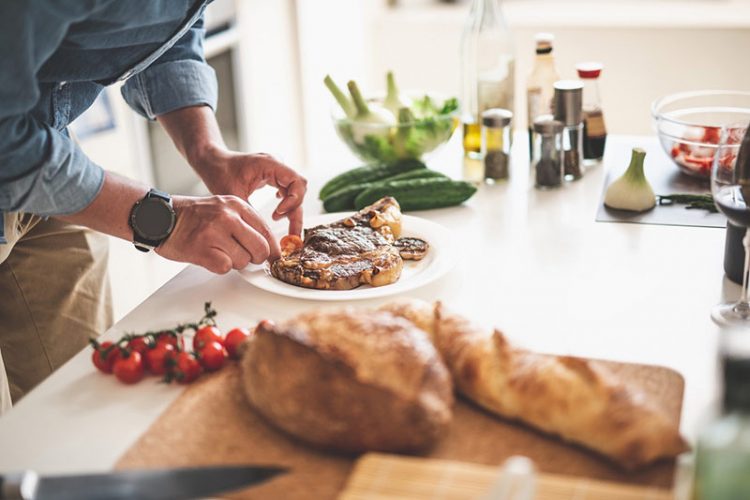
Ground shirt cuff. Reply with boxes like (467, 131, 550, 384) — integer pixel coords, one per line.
(0, 128, 105, 217)
(120, 59, 218, 120)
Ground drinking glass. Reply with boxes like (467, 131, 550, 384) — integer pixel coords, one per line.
(711, 124, 750, 326)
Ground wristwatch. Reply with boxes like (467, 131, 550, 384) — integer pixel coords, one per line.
(128, 188, 176, 253)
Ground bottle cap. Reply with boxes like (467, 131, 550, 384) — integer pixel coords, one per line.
(576, 62, 603, 79)
(482, 108, 513, 128)
(532, 114, 564, 134)
(535, 32, 554, 54)
(553, 80, 584, 126)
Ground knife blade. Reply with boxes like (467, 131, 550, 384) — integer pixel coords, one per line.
(0, 465, 287, 500)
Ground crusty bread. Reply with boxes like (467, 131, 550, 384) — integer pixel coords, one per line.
(239, 308, 453, 453)
(379, 299, 689, 469)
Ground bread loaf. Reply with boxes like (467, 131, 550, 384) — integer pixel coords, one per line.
(239, 308, 453, 453)
(379, 299, 689, 469)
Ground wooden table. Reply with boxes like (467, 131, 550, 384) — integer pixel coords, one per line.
(0, 135, 729, 475)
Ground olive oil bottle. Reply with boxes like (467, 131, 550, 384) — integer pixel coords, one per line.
(460, 0, 515, 171)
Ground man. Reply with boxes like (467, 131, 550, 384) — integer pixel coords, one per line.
(0, 0, 307, 410)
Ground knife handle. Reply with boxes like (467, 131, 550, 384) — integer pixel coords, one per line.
(0, 471, 39, 500)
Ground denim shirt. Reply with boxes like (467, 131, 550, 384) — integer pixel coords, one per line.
(0, 0, 218, 243)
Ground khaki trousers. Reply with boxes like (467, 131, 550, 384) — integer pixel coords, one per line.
(0, 213, 113, 414)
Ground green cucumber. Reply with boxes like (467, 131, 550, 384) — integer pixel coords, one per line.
(380, 168, 448, 183)
(318, 159, 425, 200)
(323, 183, 369, 213)
(354, 178, 477, 211)
(322, 169, 448, 213)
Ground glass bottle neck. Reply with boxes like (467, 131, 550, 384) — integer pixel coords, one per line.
(469, 0, 504, 28)
(532, 52, 557, 72)
(580, 78, 601, 112)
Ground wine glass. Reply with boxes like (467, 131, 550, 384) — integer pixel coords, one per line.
(711, 123, 750, 326)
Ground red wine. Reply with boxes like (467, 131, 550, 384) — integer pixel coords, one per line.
(716, 186, 750, 227)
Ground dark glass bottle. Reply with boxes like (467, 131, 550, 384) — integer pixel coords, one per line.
(694, 329, 750, 499)
(724, 221, 744, 285)
(576, 62, 607, 166)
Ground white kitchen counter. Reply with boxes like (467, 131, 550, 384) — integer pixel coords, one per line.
(0, 135, 730, 475)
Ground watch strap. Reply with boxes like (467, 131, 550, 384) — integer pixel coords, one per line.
(146, 188, 172, 205)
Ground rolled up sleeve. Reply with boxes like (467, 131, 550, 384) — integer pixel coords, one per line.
(0, 1, 106, 218)
(121, 15, 218, 120)
(0, 117, 104, 216)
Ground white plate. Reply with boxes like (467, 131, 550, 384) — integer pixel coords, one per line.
(238, 213, 456, 301)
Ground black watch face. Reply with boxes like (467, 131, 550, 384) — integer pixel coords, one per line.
(133, 198, 175, 240)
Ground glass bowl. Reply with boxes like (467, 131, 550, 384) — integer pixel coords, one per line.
(331, 92, 459, 164)
(651, 90, 750, 178)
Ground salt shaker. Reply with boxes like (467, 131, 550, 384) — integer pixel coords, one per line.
(531, 115, 564, 189)
(481, 108, 513, 182)
(553, 80, 584, 181)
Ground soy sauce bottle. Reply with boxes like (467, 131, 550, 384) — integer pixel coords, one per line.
(576, 62, 607, 166)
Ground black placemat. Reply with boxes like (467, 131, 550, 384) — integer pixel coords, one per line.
(595, 141, 726, 228)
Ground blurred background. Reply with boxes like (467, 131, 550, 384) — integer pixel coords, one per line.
(74, 0, 750, 319)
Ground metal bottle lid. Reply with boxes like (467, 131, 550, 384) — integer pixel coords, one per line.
(553, 80, 584, 126)
(532, 114, 563, 134)
(481, 108, 513, 128)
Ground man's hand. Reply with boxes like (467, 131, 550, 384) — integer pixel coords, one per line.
(58, 172, 280, 274)
(196, 149, 307, 236)
(156, 106, 307, 236)
(156, 195, 281, 274)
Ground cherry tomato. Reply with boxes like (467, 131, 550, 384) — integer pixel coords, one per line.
(156, 331, 184, 350)
(127, 337, 150, 356)
(193, 325, 223, 350)
(683, 154, 714, 171)
(92, 341, 122, 374)
(702, 126, 721, 144)
(198, 341, 227, 371)
(113, 351, 145, 385)
(280, 234, 303, 254)
(174, 352, 202, 384)
(224, 327, 251, 359)
(145, 343, 176, 376)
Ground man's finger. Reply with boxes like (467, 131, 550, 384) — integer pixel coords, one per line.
(223, 236, 254, 270)
(271, 203, 303, 236)
(286, 205, 303, 236)
(230, 217, 270, 265)
(202, 247, 234, 275)
(231, 200, 281, 261)
(273, 178, 306, 216)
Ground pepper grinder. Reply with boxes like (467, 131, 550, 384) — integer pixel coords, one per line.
(552, 80, 584, 181)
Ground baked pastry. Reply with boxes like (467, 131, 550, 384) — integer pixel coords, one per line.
(379, 299, 689, 469)
(239, 308, 453, 453)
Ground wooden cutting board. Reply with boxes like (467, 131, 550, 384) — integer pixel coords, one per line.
(116, 360, 684, 499)
(339, 453, 672, 500)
